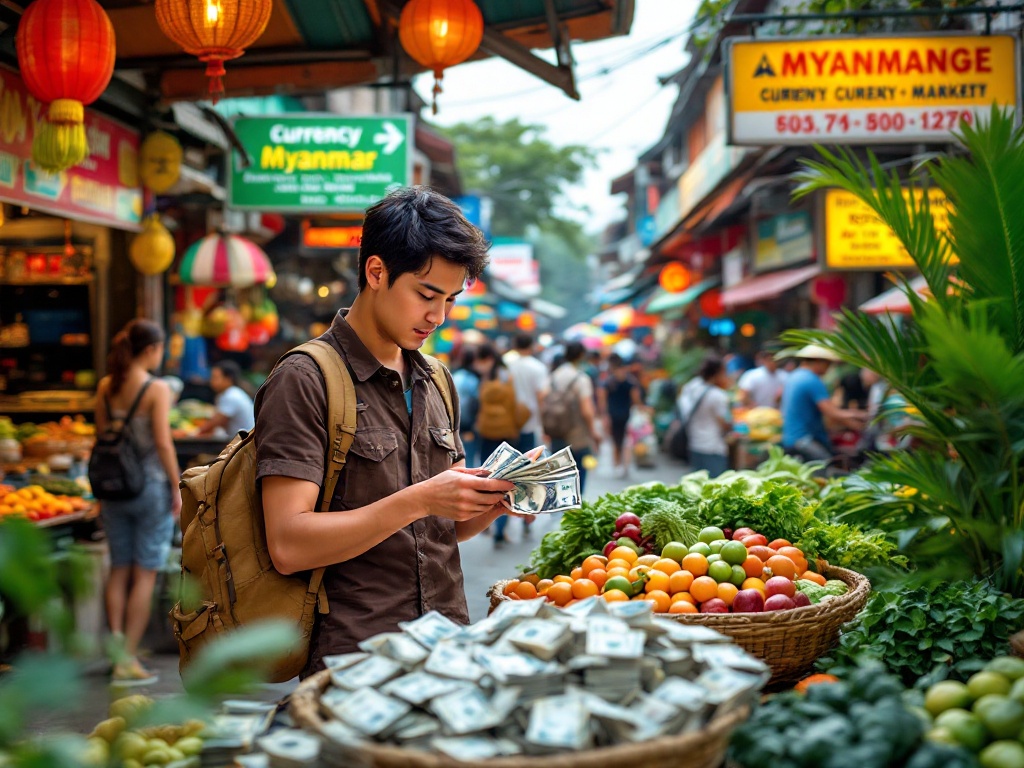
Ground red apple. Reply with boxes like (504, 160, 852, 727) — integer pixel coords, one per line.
(764, 576, 796, 599)
(764, 594, 797, 611)
(741, 533, 769, 548)
(793, 592, 812, 608)
(732, 527, 756, 541)
(700, 598, 730, 614)
(732, 589, 765, 613)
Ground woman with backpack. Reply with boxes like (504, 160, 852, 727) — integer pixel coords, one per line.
(93, 319, 181, 684)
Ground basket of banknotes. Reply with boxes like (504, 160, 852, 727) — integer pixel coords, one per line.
(488, 563, 871, 685)
(288, 603, 762, 767)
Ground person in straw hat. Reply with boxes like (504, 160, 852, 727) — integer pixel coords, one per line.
(780, 344, 868, 463)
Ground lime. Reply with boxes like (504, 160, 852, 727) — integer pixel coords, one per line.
(708, 560, 734, 584)
(986, 657, 1024, 682)
(709, 540, 727, 554)
(661, 542, 688, 562)
(969, 671, 1013, 700)
(698, 526, 725, 544)
(980, 741, 1024, 768)
(974, 695, 1024, 740)
(1010, 677, 1024, 704)
(729, 565, 748, 587)
(688, 542, 712, 557)
(926, 726, 958, 746)
(615, 537, 642, 554)
(720, 540, 749, 565)
(707, 553, 723, 564)
(925, 680, 973, 717)
(934, 708, 988, 752)
(604, 576, 635, 597)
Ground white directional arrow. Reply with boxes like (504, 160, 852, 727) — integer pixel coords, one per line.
(373, 121, 405, 155)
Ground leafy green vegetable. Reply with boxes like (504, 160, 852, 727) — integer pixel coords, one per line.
(699, 479, 807, 543)
(795, 580, 848, 604)
(819, 579, 1024, 686)
(525, 502, 618, 579)
(797, 518, 909, 571)
(638, 498, 701, 552)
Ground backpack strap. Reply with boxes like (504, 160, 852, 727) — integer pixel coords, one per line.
(106, 377, 154, 439)
(421, 353, 455, 429)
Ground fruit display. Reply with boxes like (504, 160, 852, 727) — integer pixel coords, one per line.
(15, 415, 95, 458)
(84, 695, 206, 768)
(0, 483, 91, 522)
(920, 656, 1024, 765)
(508, 525, 847, 615)
(735, 407, 783, 443)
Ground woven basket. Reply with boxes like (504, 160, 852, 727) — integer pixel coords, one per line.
(290, 669, 748, 768)
(489, 564, 871, 685)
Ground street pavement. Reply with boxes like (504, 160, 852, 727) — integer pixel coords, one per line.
(29, 443, 687, 736)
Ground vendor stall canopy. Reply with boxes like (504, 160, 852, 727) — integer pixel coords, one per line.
(7, 0, 635, 104)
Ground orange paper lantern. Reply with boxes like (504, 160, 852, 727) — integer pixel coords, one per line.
(399, 0, 484, 114)
(659, 263, 692, 294)
(16, 0, 116, 172)
(155, 0, 272, 102)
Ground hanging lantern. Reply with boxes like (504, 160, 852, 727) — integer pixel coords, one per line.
(16, 0, 116, 173)
(130, 215, 176, 275)
(155, 0, 273, 102)
(699, 289, 726, 319)
(179, 232, 274, 287)
(399, 0, 484, 114)
(139, 131, 183, 194)
(659, 263, 691, 294)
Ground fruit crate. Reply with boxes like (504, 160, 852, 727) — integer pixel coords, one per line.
(489, 564, 871, 686)
(290, 668, 748, 768)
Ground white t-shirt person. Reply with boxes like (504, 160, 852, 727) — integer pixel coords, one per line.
(508, 353, 549, 438)
(215, 385, 255, 436)
(678, 377, 730, 457)
(737, 365, 788, 409)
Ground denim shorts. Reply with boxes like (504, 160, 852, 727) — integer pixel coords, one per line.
(100, 478, 175, 570)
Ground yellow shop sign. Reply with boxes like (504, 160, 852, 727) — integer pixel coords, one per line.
(727, 34, 1019, 145)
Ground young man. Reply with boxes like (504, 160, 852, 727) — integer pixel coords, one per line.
(549, 341, 601, 493)
(195, 360, 255, 437)
(737, 350, 787, 409)
(254, 187, 516, 676)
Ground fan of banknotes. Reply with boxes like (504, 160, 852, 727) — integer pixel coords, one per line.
(481, 442, 582, 516)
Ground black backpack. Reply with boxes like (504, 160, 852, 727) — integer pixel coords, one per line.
(88, 379, 153, 500)
(665, 385, 711, 461)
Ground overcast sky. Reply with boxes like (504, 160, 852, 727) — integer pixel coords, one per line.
(416, 0, 700, 236)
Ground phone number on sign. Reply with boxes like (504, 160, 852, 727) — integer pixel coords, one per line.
(775, 110, 975, 135)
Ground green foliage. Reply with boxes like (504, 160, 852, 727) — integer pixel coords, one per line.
(784, 108, 1024, 596)
(797, 518, 908, 572)
(526, 501, 620, 580)
(699, 479, 808, 543)
(638, 498, 702, 553)
(820, 580, 1024, 687)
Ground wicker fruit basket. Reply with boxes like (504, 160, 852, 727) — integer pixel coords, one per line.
(290, 669, 748, 768)
(489, 564, 871, 685)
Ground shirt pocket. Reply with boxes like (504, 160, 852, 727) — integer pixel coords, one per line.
(339, 427, 400, 508)
(428, 426, 458, 462)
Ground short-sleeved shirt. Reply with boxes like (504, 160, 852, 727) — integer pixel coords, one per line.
(550, 363, 594, 451)
(254, 310, 466, 676)
(737, 366, 786, 409)
(214, 385, 255, 436)
(508, 355, 549, 435)
(781, 367, 831, 448)
(604, 375, 640, 421)
(678, 378, 730, 456)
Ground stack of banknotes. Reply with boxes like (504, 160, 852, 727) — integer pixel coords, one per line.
(482, 442, 582, 516)
(238, 598, 768, 766)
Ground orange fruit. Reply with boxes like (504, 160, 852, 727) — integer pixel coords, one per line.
(646, 589, 672, 613)
(513, 581, 538, 600)
(632, 594, 651, 602)
(690, 576, 719, 603)
(629, 565, 651, 581)
(603, 589, 630, 603)
(652, 558, 682, 576)
(609, 546, 638, 564)
(606, 558, 632, 572)
(645, 570, 671, 594)
(536, 579, 554, 595)
(546, 581, 573, 606)
(669, 600, 698, 614)
(768, 538, 792, 550)
(800, 570, 827, 586)
(570, 567, 583, 580)
(747, 545, 775, 562)
(671, 591, 696, 605)
(742, 577, 767, 594)
(553, 574, 574, 585)
(606, 567, 630, 580)
(682, 553, 709, 577)
(563, 599, 578, 608)
(742, 554, 765, 578)
(765, 555, 798, 580)
(581, 555, 605, 576)
(503, 580, 520, 596)
(572, 578, 600, 599)
(668, 570, 694, 595)
(588, 568, 608, 589)
(778, 547, 809, 572)
(521, 573, 541, 586)
(717, 582, 739, 606)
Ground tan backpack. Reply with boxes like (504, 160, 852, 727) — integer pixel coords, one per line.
(170, 340, 453, 683)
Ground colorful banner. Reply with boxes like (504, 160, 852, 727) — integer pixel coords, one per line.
(755, 211, 813, 272)
(0, 67, 143, 230)
(727, 35, 1019, 145)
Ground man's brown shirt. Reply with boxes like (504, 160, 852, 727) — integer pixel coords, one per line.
(254, 310, 467, 676)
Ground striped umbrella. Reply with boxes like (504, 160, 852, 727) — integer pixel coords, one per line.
(178, 232, 274, 287)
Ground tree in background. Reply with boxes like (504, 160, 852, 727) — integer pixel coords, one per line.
(438, 117, 599, 325)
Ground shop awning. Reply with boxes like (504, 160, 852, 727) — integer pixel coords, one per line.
(721, 264, 821, 308)
(646, 277, 721, 314)
(859, 276, 929, 315)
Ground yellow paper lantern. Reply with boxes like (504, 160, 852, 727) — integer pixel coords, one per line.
(659, 263, 691, 294)
(139, 131, 183, 194)
(130, 215, 176, 275)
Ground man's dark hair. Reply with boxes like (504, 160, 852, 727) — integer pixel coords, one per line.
(699, 354, 724, 382)
(564, 341, 586, 364)
(213, 359, 242, 385)
(513, 333, 534, 351)
(358, 186, 489, 290)
(608, 353, 624, 368)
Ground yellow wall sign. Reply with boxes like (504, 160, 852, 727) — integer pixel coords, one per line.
(727, 35, 1019, 145)
(824, 188, 951, 270)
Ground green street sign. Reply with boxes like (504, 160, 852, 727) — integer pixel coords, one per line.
(228, 114, 412, 212)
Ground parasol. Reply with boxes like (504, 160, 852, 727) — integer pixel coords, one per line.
(179, 232, 275, 288)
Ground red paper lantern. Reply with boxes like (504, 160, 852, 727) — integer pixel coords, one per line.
(399, 0, 484, 113)
(16, 0, 115, 172)
(699, 289, 725, 319)
(155, 0, 273, 102)
(659, 263, 692, 294)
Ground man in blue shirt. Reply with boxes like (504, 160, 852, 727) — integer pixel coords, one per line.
(781, 345, 866, 462)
